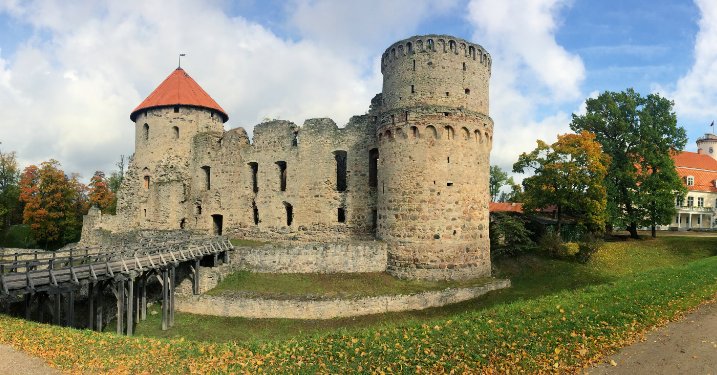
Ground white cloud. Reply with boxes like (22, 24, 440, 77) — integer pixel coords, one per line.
(288, 0, 459, 59)
(465, 0, 584, 177)
(0, 0, 416, 180)
(668, 0, 717, 121)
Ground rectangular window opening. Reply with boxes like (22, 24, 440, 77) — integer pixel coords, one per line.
(276, 161, 287, 192)
(201, 166, 211, 190)
(369, 148, 379, 188)
(338, 207, 346, 223)
(334, 151, 347, 192)
(249, 162, 259, 193)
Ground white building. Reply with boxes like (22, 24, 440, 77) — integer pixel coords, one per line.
(670, 133, 717, 230)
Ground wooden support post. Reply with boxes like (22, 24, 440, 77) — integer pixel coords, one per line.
(161, 269, 168, 331)
(24, 293, 32, 320)
(95, 284, 103, 332)
(67, 289, 75, 327)
(126, 277, 134, 336)
(88, 282, 94, 330)
(37, 293, 46, 323)
(116, 280, 124, 335)
(53, 291, 61, 325)
(169, 266, 175, 328)
(134, 277, 140, 324)
(141, 276, 147, 321)
(193, 259, 200, 295)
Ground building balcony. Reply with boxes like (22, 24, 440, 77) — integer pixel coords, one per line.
(676, 205, 715, 213)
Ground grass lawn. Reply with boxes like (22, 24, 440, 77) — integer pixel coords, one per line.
(0, 235, 715, 373)
(130, 235, 717, 343)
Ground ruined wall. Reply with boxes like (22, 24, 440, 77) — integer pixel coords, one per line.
(187, 116, 377, 241)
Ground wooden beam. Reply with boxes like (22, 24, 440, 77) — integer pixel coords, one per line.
(161, 269, 168, 331)
(169, 266, 175, 328)
(88, 282, 94, 330)
(126, 277, 134, 336)
(140, 275, 147, 321)
(116, 280, 124, 335)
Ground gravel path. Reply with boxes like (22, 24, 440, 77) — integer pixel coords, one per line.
(0, 344, 60, 375)
(587, 301, 717, 374)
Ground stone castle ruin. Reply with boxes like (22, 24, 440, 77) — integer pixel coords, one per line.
(82, 34, 494, 280)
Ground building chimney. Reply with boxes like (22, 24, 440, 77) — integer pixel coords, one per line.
(698, 149, 702, 154)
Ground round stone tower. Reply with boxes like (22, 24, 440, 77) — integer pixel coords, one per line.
(130, 67, 228, 167)
(126, 67, 228, 229)
(696, 133, 717, 160)
(376, 35, 494, 280)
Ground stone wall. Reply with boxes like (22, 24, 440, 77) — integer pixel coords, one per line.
(233, 241, 387, 273)
(176, 279, 510, 319)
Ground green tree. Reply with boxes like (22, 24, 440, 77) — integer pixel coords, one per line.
(489, 212, 535, 259)
(489, 165, 514, 202)
(513, 131, 610, 233)
(499, 183, 524, 203)
(570, 89, 687, 238)
(0, 148, 20, 229)
(19, 160, 88, 248)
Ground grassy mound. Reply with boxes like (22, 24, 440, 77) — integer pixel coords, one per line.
(207, 271, 493, 299)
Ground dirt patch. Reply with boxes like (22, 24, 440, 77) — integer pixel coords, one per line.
(0, 344, 60, 375)
(587, 301, 717, 374)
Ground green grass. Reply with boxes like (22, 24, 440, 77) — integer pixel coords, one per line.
(207, 271, 493, 299)
(130, 235, 717, 344)
(0, 237, 715, 373)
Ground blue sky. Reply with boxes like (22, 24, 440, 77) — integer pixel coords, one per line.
(0, 0, 715, 181)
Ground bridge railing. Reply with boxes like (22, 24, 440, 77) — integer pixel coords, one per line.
(0, 237, 233, 295)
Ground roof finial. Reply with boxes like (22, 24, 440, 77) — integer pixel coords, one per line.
(178, 53, 186, 69)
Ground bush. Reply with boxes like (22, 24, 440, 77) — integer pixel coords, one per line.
(0, 224, 37, 248)
(576, 232, 603, 263)
(489, 213, 535, 259)
(538, 231, 569, 258)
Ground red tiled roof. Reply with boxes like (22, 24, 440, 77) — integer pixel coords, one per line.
(130, 68, 228, 122)
(672, 151, 717, 192)
(489, 202, 524, 213)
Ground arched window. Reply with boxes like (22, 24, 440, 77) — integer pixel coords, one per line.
(461, 127, 470, 140)
(475, 130, 482, 143)
(427, 39, 434, 51)
(173, 126, 179, 139)
(411, 126, 419, 138)
(445, 126, 455, 140)
(369, 148, 379, 188)
(143, 123, 149, 141)
(275, 161, 287, 191)
(143, 175, 150, 189)
(426, 125, 438, 139)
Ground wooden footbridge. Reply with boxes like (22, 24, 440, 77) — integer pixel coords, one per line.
(0, 237, 233, 335)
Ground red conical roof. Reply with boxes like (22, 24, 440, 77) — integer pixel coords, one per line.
(130, 67, 228, 122)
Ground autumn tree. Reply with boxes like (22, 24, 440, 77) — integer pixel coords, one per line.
(0, 148, 20, 229)
(570, 89, 687, 238)
(513, 131, 610, 234)
(19, 160, 88, 248)
(88, 171, 115, 213)
(489, 165, 514, 202)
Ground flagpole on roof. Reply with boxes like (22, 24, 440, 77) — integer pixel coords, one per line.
(178, 53, 186, 69)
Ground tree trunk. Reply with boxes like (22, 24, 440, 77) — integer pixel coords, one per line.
(651, 224, 656, 238)
(556, 205, 562, 238)
(628, 222, 639, 239)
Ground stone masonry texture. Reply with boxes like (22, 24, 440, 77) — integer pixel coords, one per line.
(82, 34, 494, 280)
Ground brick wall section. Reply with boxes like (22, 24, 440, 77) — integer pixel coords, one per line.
(175, 279, 510, 319)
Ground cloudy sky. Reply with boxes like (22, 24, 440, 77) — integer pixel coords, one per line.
(0, 0, 714, 181)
